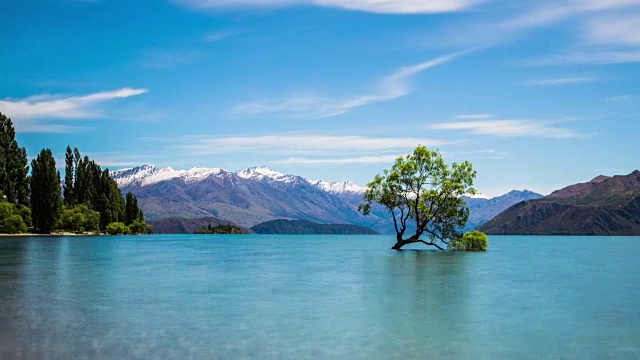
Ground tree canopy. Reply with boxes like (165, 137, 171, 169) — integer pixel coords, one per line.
(0, 113, 29, 206)
(448, 230, 489, 251)
(30, 148, 62, 233)
(359, 146, 477, 250)
(0, 112, 152, 235)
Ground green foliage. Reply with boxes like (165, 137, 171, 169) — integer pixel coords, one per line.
(106, 222, 130, 235)
(0, 112, 30, 206)
(63, 146, 75, 206)
(359, 146, 476, 250)
(63, 148, 127, 230)
(129, 219, 153, 234)
(30, 148, 62, 233)
(195, 223, 247, 234)
(0, 201, 12, 220)
(124, 192, 142, 226)
(1, 215, 28, 234)
(15, 205, 32, 228)
(0, 198, 29, 234)
(57, 204, 100, 233)
(448, 231, 489, 251)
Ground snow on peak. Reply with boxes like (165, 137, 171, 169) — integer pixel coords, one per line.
(236, 166, 301, 184)
(111, 165, 228, 187)
(182, 166, 225, 183)
(309, 179, 366, 194)
(464, 192, 489, 199)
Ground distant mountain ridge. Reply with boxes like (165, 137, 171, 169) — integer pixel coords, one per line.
(111, 164, 546, 234)
(462, 190, 543, 231)
(480, 170, 640, 235)
(111, 165, 386, 232)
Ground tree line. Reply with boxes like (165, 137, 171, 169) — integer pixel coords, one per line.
(0, 112, 151, 234)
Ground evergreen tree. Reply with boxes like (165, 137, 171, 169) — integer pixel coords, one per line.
(63, 146, 75, 205)
(0, 112, 29, 206)
(124, 192, 140, 226)
(30, 149, 62, 233)
(96, 169, 125, 229)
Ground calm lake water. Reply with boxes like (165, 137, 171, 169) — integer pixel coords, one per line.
(0, 235, 638, 359)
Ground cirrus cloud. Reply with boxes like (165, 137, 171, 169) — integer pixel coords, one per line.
(173, 0, 483, 14)
(428, 119, 585, 138)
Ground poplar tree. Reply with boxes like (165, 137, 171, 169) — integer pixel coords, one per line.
(0, 112, 30, 206)
(30, 149, 62, 233)
(63, 146, 75, 205)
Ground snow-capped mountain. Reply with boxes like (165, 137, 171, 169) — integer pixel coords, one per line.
(309, 180, 366, 195)
(464, 192, 489, 199)
(236, 166, 305, 185)
(110, 164, 542, 234)
(114, 165, 366, 194)
(111, 165, 228, 188)
(110, 165, 389, 233)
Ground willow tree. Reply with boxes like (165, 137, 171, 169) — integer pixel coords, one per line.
(359, 146, 476, 250)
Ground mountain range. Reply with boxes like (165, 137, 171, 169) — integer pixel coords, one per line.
(481, 170, 640, 235)
(111, 165, 541, 234)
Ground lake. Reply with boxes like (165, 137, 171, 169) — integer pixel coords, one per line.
(0, 235, 638, 359)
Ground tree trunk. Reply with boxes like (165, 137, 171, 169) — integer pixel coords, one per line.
(391, 234, 418, 250)
(391, 234, 444, 250)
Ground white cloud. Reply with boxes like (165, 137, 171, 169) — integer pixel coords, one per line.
(0, 88, 148, 120)
(272, 155, 403, 165)
(607, 95, 634, 101)
(233, 49, 477, 118)
(0, 88, 148, 133)
(531, 49, 640, 65)
(585, 12, 640, 45)
(174, 0, 483, 14)
(523, 76, 596, 86)
(178, 134, 448, 156)
(428, 119, 583, 138)
(500, 0, 640, 32)
(455, 114, 493, 119)
(205, 30, 240, 42)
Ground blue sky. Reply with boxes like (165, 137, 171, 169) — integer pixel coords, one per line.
(1, 0, 639, 196)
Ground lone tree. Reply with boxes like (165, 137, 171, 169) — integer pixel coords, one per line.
(359, 146, 476, 250)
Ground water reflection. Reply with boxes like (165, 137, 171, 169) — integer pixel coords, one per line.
(0, 238, 27, 352)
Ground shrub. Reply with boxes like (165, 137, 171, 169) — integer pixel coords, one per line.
(106, 222, 130, 235)
(129, 219, 153, 234)
(1, 215, 28, 234)
(0, 200, 29, 234)
(57, 204, 100, 233)
(448, 230, 489, 251)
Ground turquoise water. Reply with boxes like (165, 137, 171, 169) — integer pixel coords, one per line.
(0, 235, 638, 359)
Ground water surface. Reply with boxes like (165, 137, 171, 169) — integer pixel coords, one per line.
(1, 235, 638, 359)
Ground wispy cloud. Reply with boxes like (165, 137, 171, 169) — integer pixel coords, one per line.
(530, 49, 640, 65)
(173, 0, 483, 14)
(233, 49, 477, 118)
(455, 114, 493, 119)
(0, 88, 148, 133)
(178, 134, 448, 156)
(204, 30, 240, 42)
(509, 1, 640, 65)
(607, 95, 634, 102)
(0, 88, 148, 120)
(585, 12, 640, 45)
(523, 76, 596, 86)
(428, 119, 584, 139)
(272, 155, 403, 165)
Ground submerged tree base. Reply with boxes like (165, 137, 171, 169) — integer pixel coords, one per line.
(391, 235, 445, 250)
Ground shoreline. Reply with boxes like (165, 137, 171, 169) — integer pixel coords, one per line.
(0, 232, 106, 237)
